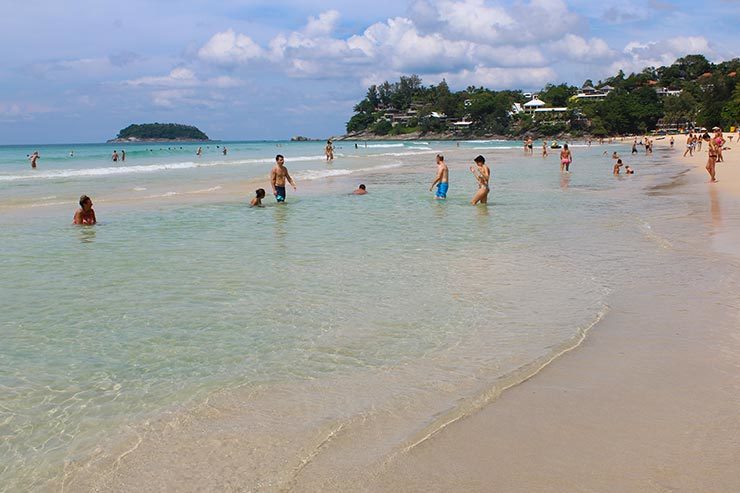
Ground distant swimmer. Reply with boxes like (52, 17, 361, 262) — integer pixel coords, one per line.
(223, 147, 228, 156)
(270, 154, 296, 203)
(613, 159, 624, 175)
(612, 151, 620, 160)
(560, 144, 572, 172)
(121, 149, 126, 162)
(112, 150, 119, 162)
(29, 151, 40, 168)
(250, 188, 266, 207)
(69, 150, 74, 158)
(325, 140, 334, 161)
(73, 195, 97, 225)
(625, 165, 635, 175)
(470, 155, 490, 205)
(429, 154, 449, 200)
(352, 184, 367, 195)
(196, 147, 203, 157)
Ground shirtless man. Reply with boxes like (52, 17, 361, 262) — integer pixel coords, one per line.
(683, 133, 694, 157)
(429, 154, 449, 199)
(112, 150, 119, 162)
(73, 195, 97, 225)
(470, 155, 490, 205)
(270, 154, 296, 203)
(352, 184, 367, 195)
(29, 151, 40, 168)
(613, 159, 624, 175)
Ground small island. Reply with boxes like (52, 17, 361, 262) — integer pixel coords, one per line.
(108, 123, 210, 143)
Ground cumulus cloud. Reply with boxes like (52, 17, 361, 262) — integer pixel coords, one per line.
(611, 36, 714, 73)
(198, 29, 264, 65)
(549, 34, 616, 61)
(123, 67, 242, 89)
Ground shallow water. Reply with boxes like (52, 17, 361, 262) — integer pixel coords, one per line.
(0, 140, 723, 490)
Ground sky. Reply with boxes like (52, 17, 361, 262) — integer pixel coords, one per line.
(1, 0, 738, 144)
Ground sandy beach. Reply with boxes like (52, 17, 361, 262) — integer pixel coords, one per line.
(293, 137, 740, 492)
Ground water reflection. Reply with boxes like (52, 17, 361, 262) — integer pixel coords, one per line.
(709, 184, 721, 231)
(560, 173, 570, 190)
(77, 226, 96, 244)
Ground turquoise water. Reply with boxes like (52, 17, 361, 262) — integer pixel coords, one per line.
(0, 140, 699, 490)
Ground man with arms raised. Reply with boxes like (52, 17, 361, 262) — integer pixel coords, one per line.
(429, 154, 449, 199)
(270, 154, 296, 203)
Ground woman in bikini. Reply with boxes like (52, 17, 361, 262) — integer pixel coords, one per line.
(470, 155, 490, 205)
(706, 139, 718, 183)
(560, 144, 572, 172)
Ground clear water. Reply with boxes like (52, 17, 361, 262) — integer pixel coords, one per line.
(0, 140, 703, 490)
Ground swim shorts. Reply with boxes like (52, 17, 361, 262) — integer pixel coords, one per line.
(436, 182, 449, 198)
(275, 186, 286, 202)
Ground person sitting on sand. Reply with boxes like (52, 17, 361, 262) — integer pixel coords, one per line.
(73, 195, 97, 225)
(353, 184, 367, 195)
(613, 159, 624, 175)
(625, 165, 635, 175)
(250, 188, 266, 207)
(470, 155, 490, 205)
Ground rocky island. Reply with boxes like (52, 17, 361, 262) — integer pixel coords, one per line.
(108, 123, 210, 143)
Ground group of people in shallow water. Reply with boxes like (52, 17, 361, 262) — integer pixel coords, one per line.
(71, 132, 732, 224)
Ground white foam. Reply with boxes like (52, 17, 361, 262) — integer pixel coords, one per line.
(364, 144, 405, 148)
(295, 169, 354, 181)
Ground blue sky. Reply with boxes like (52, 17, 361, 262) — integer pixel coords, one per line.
(1, 0, 738, 144)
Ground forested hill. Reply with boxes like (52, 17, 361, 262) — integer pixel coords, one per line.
(345, 55, 740, 138)
(110, 123, 210, 142)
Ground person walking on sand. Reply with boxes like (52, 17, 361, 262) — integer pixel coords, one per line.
(670, 136, 675, 148)
(29, 151, 40, 169)
(683, 133, 694, 157)
(270, 154, 296, 203)
(429, 154, 449, 200)
(470, 155, 490, 205)
(560, 144, 572, 172)
(707, 138, 718, 183)
(542, 141, 548, 157)
(713, 128, 725, 163)
(73, 195, 97, 225)
(111, 150, 119, 162)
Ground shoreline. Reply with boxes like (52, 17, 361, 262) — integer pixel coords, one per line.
(297, 137, 740, 491)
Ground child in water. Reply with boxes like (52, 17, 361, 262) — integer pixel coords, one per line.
(250, 188, 266, 207)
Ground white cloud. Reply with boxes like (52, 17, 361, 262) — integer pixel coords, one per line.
(123, 67, 243, 89)
(198, 29, 264, 65)
(610, 36, 714, 74)
(549, 34, 616, 61)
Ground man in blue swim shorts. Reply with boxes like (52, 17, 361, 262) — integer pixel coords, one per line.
(270, 154, 296, 203)
(429, 154, 449, 199)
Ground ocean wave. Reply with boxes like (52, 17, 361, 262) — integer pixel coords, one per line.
(0, 155, 329, 182)
(363, 144, 405, 148)
(295, 169, 354, 181)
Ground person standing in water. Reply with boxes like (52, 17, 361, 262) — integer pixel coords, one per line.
(560, 144, 572, 172)
(223, 146, 228, 156)
(196, 147, 203, 157)
(470, 155, 490, 205)
(250, 188, 266, 207)
(121, 149, 126, 162)
(111, 150, 119, 162)
(73, 195, 97, 225)
(270, 154, 296, 203)
(542, 141, 548, 157)
(325, 140, 334, 162)
(429, 154, 449, 199)
(352, 184, 367, 195)
(29, 151, 40, 168)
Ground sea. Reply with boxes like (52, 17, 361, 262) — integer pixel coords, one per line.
(1, 139, 736, 490)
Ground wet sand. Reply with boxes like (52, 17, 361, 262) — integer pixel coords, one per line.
(303, 138, 740, 492)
